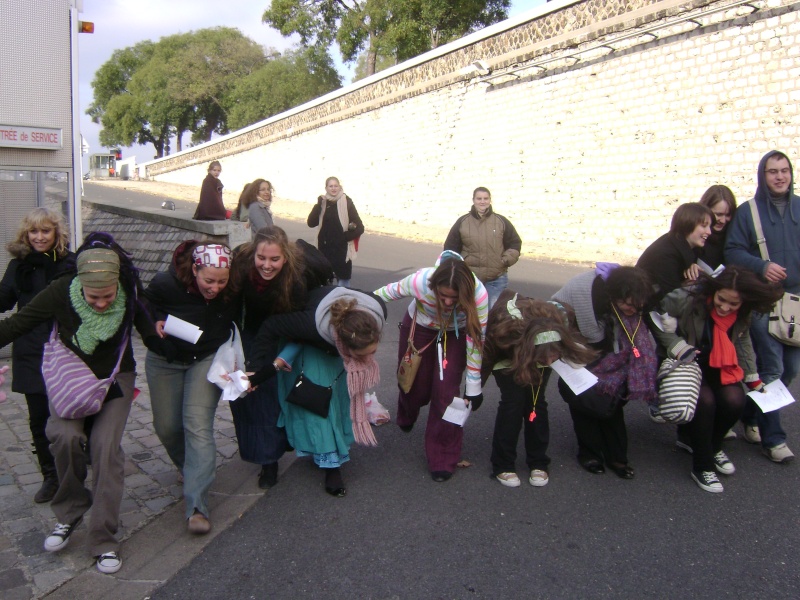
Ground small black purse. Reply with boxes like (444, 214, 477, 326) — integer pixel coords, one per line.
(286, 368, 345, 418)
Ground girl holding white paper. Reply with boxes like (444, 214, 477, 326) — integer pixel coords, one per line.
(144, 241, 238, 535)
(374, 252, 488, 483)
(482, 291, 596, 488)
(653, 267, 781, 493)
(552, 266, 658, 480)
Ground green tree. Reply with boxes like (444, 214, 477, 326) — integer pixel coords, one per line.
(87, 28, 268, 157)
(262, 0, 509, 77)
(226, 47, 342, 130)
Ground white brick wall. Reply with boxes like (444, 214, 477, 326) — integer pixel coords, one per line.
(152, 0, 800, 265)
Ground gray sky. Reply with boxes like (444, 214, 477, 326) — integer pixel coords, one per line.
(78, 0, 547, 167)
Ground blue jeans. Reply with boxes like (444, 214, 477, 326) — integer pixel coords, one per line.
(743, 312, 800, 448)
(483, 273, 509, 309)
(146, 352, 220, 519)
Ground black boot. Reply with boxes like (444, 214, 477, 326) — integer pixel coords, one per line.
(32, 437, 58, 504)
(258, 463, 278, 489)
(324, 468, 346, 497)
(34, 464, 59, 503)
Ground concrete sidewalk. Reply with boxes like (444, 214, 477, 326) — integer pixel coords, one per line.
(0, 335, 283, 599)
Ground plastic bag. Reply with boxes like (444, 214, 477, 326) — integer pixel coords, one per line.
(365, 392, 390, 426)
(206, 325, 247, 400)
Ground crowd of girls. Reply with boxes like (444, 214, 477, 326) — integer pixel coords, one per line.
(0, 169, 792, 573)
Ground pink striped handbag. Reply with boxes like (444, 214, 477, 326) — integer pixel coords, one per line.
(42, 324, 127, 419)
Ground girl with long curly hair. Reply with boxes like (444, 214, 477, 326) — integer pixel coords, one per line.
(482, 290, 596, 487)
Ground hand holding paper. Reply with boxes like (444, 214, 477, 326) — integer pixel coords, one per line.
(747, 379, 796, 413)
(163, 315, 203, 344)
(551, 359, 598, 395)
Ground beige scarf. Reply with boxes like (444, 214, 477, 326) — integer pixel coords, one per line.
(320, 190, 357, 263)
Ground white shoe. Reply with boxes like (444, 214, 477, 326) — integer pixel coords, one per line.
(495, 472, 521, 487)
(528, 469, 549, 487)
(743, 424, 761, 444)
(723, 429, 737, 440)
(96, 551, 122, 574)
(762, 443, 794, 464)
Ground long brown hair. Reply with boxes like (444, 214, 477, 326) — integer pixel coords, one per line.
(229, 225, 304, 312)
(484, 292, 596, 386)
(329, 298, 382, 351)
(428, 258, 483, 348)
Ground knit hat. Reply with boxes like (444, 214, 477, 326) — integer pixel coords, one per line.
(77, 249, 120, 288)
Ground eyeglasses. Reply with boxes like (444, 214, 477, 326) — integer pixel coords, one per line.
(766, 168, 791, 176)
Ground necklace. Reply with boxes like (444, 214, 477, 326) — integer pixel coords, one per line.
(610, 304, 642, 358)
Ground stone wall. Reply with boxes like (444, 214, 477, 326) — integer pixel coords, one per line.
(143, 0, 800, 264)
(83, 201, 249, 284)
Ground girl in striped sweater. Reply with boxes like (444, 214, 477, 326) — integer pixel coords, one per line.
(374, 251, 488, 482)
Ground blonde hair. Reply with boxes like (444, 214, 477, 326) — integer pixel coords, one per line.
(7, 207, 70, 259)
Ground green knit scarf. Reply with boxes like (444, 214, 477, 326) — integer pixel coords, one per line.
(69, 277, 127, 354)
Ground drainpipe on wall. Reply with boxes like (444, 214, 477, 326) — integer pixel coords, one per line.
(69, 0, 84, 247)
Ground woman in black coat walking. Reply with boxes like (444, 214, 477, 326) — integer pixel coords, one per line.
(0, 208, 73, 503)
(307, 176, 364, 287)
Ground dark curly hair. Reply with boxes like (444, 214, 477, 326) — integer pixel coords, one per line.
(691, 266, 783, 319)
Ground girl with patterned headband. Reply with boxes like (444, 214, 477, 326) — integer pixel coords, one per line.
(143, 240, 238, 536)
(481, 290, 596, 488)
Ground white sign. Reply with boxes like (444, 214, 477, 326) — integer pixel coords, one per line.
(0, 124, 63, 150)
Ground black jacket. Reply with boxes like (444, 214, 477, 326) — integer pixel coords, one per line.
(307, 196, 364, 280)
(636, 233, 699, 301)
(144, 266, 240, 363)
(0, 251, 73, 393)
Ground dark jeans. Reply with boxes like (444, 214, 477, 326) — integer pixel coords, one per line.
(558, 378, 628, 466)
(491, 370, 551, 474)
(26, 393, 55, 474)
(679, 367, 745, 472)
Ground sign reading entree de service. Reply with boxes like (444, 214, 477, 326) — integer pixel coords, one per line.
(0, 125, 63, 150)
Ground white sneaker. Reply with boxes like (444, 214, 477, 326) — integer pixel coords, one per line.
(723, 429, 737, 440)
(44, 521, 79, 552)
(495, 472, 521, 487)
(691, 470, 724, 493)
(96, 551, 122, 574)
(528, 469, 549, 487)
(743, 424, 761, 444)
(762, 443, 794, 464)
(713, 450, 735, 475)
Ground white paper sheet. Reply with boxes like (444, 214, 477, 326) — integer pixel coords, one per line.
(163, 314, 203, 344)
(748, 379, 796, 413)
(442, 397, 471, 427)
(220, 370, 249, 402)
(696, 259, 725, 278)
(551, 359, 598, 395)
(649, 311, 665, 332)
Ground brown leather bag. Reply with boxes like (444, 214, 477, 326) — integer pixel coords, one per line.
(397, 307, 435, 393)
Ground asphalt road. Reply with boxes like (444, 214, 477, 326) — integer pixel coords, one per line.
(84, 184, 800, 599)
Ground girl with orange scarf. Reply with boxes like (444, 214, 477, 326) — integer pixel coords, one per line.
(654, 267, 782, 493)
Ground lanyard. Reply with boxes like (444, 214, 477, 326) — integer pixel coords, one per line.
(529, 367, 545, 422)
(610, 304, 642, 358)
